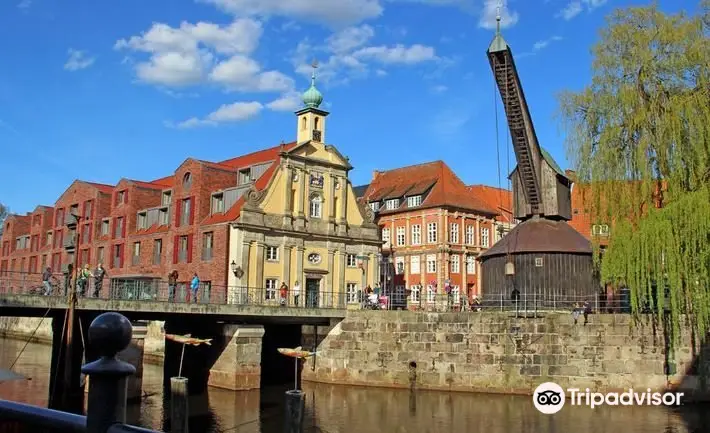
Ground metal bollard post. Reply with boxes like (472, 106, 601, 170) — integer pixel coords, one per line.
(81, 312, 136, 433)
(284, 389, 305, 433)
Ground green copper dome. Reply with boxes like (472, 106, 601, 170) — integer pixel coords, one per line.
(302, 67, 323, 108)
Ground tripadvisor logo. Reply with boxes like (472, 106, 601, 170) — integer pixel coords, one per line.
(533, 382, 684, 414)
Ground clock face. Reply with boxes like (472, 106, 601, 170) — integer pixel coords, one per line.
(307, 253, 321, 264)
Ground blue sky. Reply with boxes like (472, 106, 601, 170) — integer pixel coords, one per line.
(0, 0, 699, 214)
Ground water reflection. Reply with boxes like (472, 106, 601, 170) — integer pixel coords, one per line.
(1, 338, 709, 433)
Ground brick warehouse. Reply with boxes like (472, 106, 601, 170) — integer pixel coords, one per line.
(355, 162, 514, 309)
(0, 68, 381, 301)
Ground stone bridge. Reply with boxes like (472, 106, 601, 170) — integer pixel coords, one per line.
(0, 293, 345, 411)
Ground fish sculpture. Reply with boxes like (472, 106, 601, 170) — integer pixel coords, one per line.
(277, 346, 317, 359)
(165, 333, 212, 346)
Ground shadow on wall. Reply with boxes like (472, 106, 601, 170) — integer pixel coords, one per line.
(261, 324, 302, 387)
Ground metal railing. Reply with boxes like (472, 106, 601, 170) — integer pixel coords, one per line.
(0, 312, 161, 433)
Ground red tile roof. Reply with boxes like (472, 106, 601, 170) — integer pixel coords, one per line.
(467, 185, 513, 223)
(362, 161, 498, 216)
(86, 182, 114, 194)
(218, 142, 296, 169)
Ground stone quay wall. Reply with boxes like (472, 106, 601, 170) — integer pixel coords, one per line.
(301, 311, 710, 400)
(0, 317, 166, 364)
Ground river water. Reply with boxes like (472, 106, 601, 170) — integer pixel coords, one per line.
(0, 338, 708, 433)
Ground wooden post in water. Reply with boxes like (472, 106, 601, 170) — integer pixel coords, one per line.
(171, 377, 189, 433)
(284, 389, 304, 433)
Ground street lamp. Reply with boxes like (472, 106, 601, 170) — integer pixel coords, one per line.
(230, 260, 243, 278)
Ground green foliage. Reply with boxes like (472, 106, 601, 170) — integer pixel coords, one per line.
(558, 3, 710, 342)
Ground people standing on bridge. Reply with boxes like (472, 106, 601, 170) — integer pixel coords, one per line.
(292, 280, 301, 306)
(168, 270, 178, 302)
(93, 263, 107, 298)
(77, 264, 92, 297)
(279, 282, 289, 306)
(42, 267, 53, 296)
(190, 273, 200, 303)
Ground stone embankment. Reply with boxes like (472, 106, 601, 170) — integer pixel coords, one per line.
(301, 311, 710, 400)
(0, 317, 166, 364)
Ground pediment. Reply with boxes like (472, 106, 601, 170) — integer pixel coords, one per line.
(287, 141, 351, 169)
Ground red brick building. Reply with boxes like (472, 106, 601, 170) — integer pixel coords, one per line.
(357, 161, 513, 309)
(0, 144, 295, 294)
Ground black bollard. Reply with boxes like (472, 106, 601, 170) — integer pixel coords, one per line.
(171, 377, 189, 433)
(284, 389, 305, 433)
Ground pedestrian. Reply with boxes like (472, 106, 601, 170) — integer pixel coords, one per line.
(42, 267, 53, 296)
(76, 264, 92, 297)
(583, 300, 591, 325)
(572, 303, 582, 324)
(190, 273, 200, 303)
(168, 270, 178, 302)
(279, 282, 289, 306)
(292, 280, 301, 306)
(93, 263, 107, 298)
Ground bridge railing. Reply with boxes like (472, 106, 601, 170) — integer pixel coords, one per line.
(0, 312, 161, 433)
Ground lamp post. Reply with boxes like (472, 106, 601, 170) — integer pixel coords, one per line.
(60, 212, 82, 410)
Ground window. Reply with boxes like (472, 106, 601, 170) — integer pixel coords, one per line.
(426, 285, 436, 303)
(410, 285, 421, 303)
(411, 224, 421, 245)
(346, 254, 357, 267)
(426, 254, 436, 273)
(369, 202, 380, 212)
(451, 285, 461, 305)
(301, 117, 307, 130)
(265, 278, 278, 300)
(396, 226, 405, 246)
(158, 208, 169, 225)
(592, 224, 610, 236)
(137, 212, 147, 230)
(56, 209, 64, 227)
(466, 225, 474, 244)
(451, 254, 460, 273)
(178, 235, 189, 263)
(97, 247, 104, 265)
(46, 231, 53, 247)
(385, 199, 400, 210)
(82, 223, 91, 244)
(180, 199, 191, 226)
(211, 193, 224, 214)
(54, 230, 63, 249)
(410, 256, 420, 274)
(153, 239, 162, 265)
(116, 190, 126, 205)
(101, 219, 110, 236)
(309, 195, 322, 218)
(161, 190, 172, 206)
(132, 242, 140, 266)
(83, 201, 93, 219)
(41, 255, 47, 270)
(182, 172, 192, 189)
(346, 282, 358, 303)
(427, 223, 437, 243)
(115, 217, 124, 238)
(382, 228, 390, 245)
(112, 244, 123, 268)
(266, 245, 279, 261)
(395, 256, 405, 275)
(535, 257, 544, 267)
(202, 232, 213, 261)
(407, 195, 421, 208)
(239, 168, 251, 185)
(466, 255, 476, 274)
(481, 227, 490, 247)
(450, 223, 459, 244)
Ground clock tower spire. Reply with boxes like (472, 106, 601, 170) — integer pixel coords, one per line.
(295, 59, 329, 143)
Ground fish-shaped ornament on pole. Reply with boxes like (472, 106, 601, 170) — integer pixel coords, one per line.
(166, 334, 213, 377)
(277, 346, 318, 391)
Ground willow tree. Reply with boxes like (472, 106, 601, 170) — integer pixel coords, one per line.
(558, 2, 710, 343)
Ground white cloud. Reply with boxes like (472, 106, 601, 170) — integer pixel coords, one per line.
(556, 0, 607, 20)
(209, 55, 294, 92)
(200, 0, 383, 28)
(266, 92, 302, 111)
(326, 25, 375, 53)
(479, 0, 519, 30)
(115, 18, 272, 88)
(174, 101, 263, 128)
(352, 44, 437, 64)
(17, 0, 31, 9)
(64, 49, 96, 71)
(532, 35, 563, 51)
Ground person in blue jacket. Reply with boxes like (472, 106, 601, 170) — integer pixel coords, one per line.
(190, 273, 200, 303)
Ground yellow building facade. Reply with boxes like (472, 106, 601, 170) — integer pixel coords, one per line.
(227, 72, 381, 307)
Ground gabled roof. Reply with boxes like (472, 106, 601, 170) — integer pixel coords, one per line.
(468, 185, 513, 223)
(362, 161, 498, 216)
(85, 182, 114, 194)
(219, 142, 296, 168)
(352, 184, 370, 198)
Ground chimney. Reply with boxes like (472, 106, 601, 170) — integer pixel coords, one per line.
(372, 170, 382, 181)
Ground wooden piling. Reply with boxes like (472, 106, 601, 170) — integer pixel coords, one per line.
(284, 389, 304, 433)
(171, 377, 189, 433)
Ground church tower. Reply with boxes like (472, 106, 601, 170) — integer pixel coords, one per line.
(295, 61, 329, 144)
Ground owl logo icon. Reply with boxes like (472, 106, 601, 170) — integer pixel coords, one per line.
(533, 382, 566, 414)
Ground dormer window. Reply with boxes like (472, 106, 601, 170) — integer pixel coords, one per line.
(162, 190, 172, 206)
(211, 192, 225, 214)
(137, 211, 147, 230)
(182, 172, 192, 189)
(407, 195, 422, 208)
(369, 202, 380, 213)
(385, 199, 400, 210)
(239, 168, 251, 185)
(116, 191, 126, 205)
